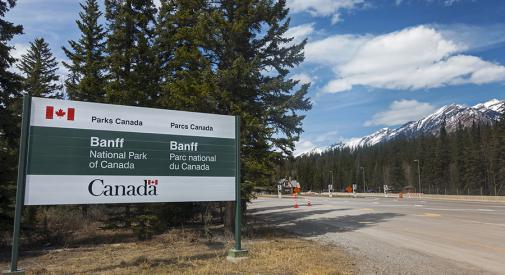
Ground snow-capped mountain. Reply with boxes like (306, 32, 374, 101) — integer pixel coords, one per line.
(300, 99, 505, 156)
(346, 99, 504, 148)
(301, 142, 346, 156)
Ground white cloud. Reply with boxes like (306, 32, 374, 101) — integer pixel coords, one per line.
(293, 139, 317, 156)
(284, 23, 315, 44)
(305, 34, 370, 65)
(437, 24, 505, 52)
(365, 99, 436, 126)
(287, 0, 365, 24)
(315, 130, 338, 142)
(291, 73, 313, 84)
(396, 0, 463, 6)
(302, 25, 505, 93)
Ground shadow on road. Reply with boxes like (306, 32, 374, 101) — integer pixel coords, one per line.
(251, 207, 403, 237)
(249, 204, 351, 213)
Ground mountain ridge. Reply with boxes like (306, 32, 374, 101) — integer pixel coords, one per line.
(301, 98, 504, 156)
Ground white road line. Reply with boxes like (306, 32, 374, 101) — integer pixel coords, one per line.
(457, 219, 505, 227)
(422, 207, 501, 212)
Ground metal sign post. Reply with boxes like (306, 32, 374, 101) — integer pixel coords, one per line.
(228, 116, 248, 259)
(5, 95, 31, 275)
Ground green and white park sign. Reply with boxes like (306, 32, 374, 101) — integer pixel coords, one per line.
(6, 96, 246, 274)
(25, 97, 237, 205)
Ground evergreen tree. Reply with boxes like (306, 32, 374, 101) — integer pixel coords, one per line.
(493, 112, 505, 195)
(207, 0, 312, 232)
(0, 0, 22, 142)
(155, 0, 215, 112)
(17, 38, 63, 98)
(0, 0, 23, 232)
(104, 0, 159, 106)
(104, 0, 160, 238)
(434, 120, 450, 191)
(210, 0, 311, 182)
(62, 0, 107, 102)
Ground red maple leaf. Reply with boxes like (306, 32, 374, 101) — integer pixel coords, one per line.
(55, 109, 66, 118)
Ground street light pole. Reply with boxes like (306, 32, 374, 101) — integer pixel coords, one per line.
(360, 167, 366, 193)
(329, 170, 334, 197)
(329, 170, 334, 188)
(414, 160, 421, 193)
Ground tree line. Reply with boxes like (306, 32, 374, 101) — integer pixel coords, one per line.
(0, 0, 310, 241)
(278, 119, 505, 196)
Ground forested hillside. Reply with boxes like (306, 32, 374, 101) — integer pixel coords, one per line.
(277, 116, 505, 196)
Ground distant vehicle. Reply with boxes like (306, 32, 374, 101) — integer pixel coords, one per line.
(366, 187, 380, 193)
(402, 185, 416, 193)
(386, 186, 400, 193)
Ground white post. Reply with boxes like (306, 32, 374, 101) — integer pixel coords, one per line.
(277, 185, 282, 199)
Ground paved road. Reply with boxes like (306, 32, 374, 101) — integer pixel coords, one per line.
(249, 196, 505, 275)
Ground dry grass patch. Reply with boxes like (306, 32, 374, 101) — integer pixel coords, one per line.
(1, 224, 356, 274)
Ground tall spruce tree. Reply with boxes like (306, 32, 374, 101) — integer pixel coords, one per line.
(493, 112, 505, 195)
(155, 0, 216, 112)
(17, 38, 63, 233)
(17, 38, 63, 98)
(63, 0, 107, 102)
(210, 0, 311, 180)
(207, 0, 312, 232)
(434, 120, 450, 191)
(0, 0, 23, 232)
(104, 0, 159, 106)
(104, 0, 160, 237)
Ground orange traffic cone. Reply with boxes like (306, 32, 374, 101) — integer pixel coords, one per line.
(293, 193, 299, 208)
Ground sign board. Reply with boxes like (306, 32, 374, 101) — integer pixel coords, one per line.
(328, 184, 333, 191)
(24, 97, 237, 205)
(352, 184, 357, 193)
(277, 185, 282, 191)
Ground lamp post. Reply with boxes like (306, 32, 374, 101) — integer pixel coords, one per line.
(329, 170, 334, 197)
(360, 167, 366, 193)
(414, 160, 421, 193)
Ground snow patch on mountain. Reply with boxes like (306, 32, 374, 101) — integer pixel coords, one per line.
(298, 99, 504, 156)
(344, 99, 504, 149)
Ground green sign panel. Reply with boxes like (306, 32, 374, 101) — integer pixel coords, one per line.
(24, 97, 238, 205)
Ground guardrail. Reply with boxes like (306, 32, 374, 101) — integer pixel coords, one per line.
(286, 192, 505, 203)
(420, 194, 505, 203)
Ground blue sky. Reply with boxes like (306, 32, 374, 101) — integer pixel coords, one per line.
(6, 0, 505, 155)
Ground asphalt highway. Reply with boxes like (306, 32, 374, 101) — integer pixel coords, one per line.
(249, 196, 505, 275)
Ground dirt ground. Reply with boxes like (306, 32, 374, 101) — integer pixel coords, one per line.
(0, 222, 357, 275)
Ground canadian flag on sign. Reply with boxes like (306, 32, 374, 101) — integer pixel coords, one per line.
(45, 106, 75, 121)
